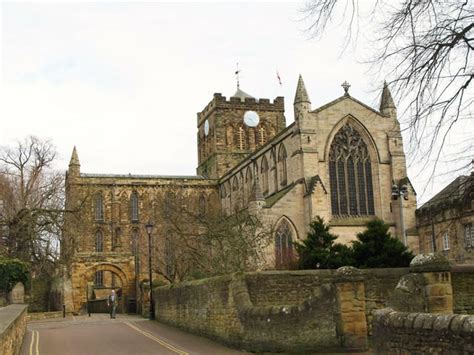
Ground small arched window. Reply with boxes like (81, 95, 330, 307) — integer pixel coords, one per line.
(94, 193, 104, 222)
(261, 156, 269, 195)
(258, 126, 267, 146)
(236, 126, 246, 150)
(130, 191, 139, 222)
(95, 230, 103, 252)
(278, 144, 288, 186)
(275, 218, 295, 269)
(198, 194, 206, 218)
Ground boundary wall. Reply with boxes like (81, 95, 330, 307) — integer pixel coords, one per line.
(373, 308, 474, 354)
(154, 268, 371, 353)
(0, 305, 28, 355)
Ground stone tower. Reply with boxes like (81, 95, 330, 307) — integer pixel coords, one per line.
(197, 88, 286, 178)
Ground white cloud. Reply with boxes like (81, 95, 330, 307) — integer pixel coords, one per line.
(1, 2, 464, 204)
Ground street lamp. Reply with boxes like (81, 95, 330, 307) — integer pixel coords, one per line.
(145, 220, 155, 320)
(392, 184, 409, 246)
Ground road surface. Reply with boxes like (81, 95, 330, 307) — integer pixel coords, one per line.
(20, 314, 247, 355)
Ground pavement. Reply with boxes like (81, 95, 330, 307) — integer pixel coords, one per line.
(20, 313, 247, 355)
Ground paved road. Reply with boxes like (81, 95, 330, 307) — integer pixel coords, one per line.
(20, 314, 247, 355)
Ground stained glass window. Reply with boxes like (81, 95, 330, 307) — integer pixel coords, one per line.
(275, 219, 294, 269)
(329, 123, 375, 216)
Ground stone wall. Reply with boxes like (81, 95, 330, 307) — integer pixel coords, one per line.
(26, 277, 50, 312)
(361, 267, 410, 334)
(0, 305, 27, 355)
(373, 308, 474, 354)
(154, 269, 369, 353)
(452, 265, 474, 314)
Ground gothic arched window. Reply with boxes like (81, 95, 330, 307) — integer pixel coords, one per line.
(130, 191, 139, 222)
(94, 193, 104, 222)
(245, 166, 253, 200)
(258, 126, 267, 146)
(95, 230, 103, 252)
(198, 194, 206, 218)
(329, 123, 375, 216)
(261, 156, 269, 195)
(236, 126, 246, 150)
(275, 218, 295, 269)
(278, 144, 288, 186)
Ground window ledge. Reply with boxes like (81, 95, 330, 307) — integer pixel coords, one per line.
(330, 216, 380, 226)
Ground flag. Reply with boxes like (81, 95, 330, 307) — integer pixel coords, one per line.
(277, 70, 282, 86)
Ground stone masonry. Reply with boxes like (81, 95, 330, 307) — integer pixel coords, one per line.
(64, 77, 419, 313)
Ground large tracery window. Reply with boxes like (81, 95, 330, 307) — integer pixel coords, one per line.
(275, 218, 295, 269)
(329, 123, 375, 216)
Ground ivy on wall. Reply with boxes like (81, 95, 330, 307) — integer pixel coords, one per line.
(0, 258, 29, 293)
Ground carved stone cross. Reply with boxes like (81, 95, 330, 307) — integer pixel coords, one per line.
(342, 81, 351, 95)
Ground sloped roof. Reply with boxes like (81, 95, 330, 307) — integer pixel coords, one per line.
(419, 175, 473, 211)
(232, 88, 254, 100)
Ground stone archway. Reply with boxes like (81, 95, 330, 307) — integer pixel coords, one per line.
(81, 263, 133, 314)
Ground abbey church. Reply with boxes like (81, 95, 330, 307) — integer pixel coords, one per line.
(63, 76, 418, 313)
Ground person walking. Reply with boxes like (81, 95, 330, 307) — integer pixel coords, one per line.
(107, 289, 118, 319)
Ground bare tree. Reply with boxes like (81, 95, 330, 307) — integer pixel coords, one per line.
(302, 0, 473, 190)
(153, 191, 273, 283)
(0, 136, 64, 275)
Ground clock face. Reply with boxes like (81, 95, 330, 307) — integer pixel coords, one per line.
(204, 120, 209, 136)
(244, 111, 260, 127)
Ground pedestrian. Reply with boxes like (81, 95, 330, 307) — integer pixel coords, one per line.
(107, 289, 118, 319)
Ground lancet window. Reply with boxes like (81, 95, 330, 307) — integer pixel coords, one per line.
(236, 126, 246, 150)
(198, 194, 206, 218)
(278, 144, 288, 186)
(95, 230, 103, 252)
(94, 193, 104, 222)
(261, 156, 269, 195)
(329, 123, 375, 216)
(258, 126, 267, 146)
(275, 218, 295, 269)
(130, 191, 139, 222)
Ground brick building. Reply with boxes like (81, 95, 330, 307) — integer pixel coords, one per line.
(63, 76, 418, 313)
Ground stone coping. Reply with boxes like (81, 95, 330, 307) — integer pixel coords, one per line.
(374, 307, 474, 334)
(0, 304, 27, 338)
(451, 264, 474, 273)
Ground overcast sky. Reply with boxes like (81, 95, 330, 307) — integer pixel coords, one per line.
(1, 1, 469, 204)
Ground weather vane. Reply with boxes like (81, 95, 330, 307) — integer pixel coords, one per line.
(235, 63, 241, 90)
(342, 80, 351, 95)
